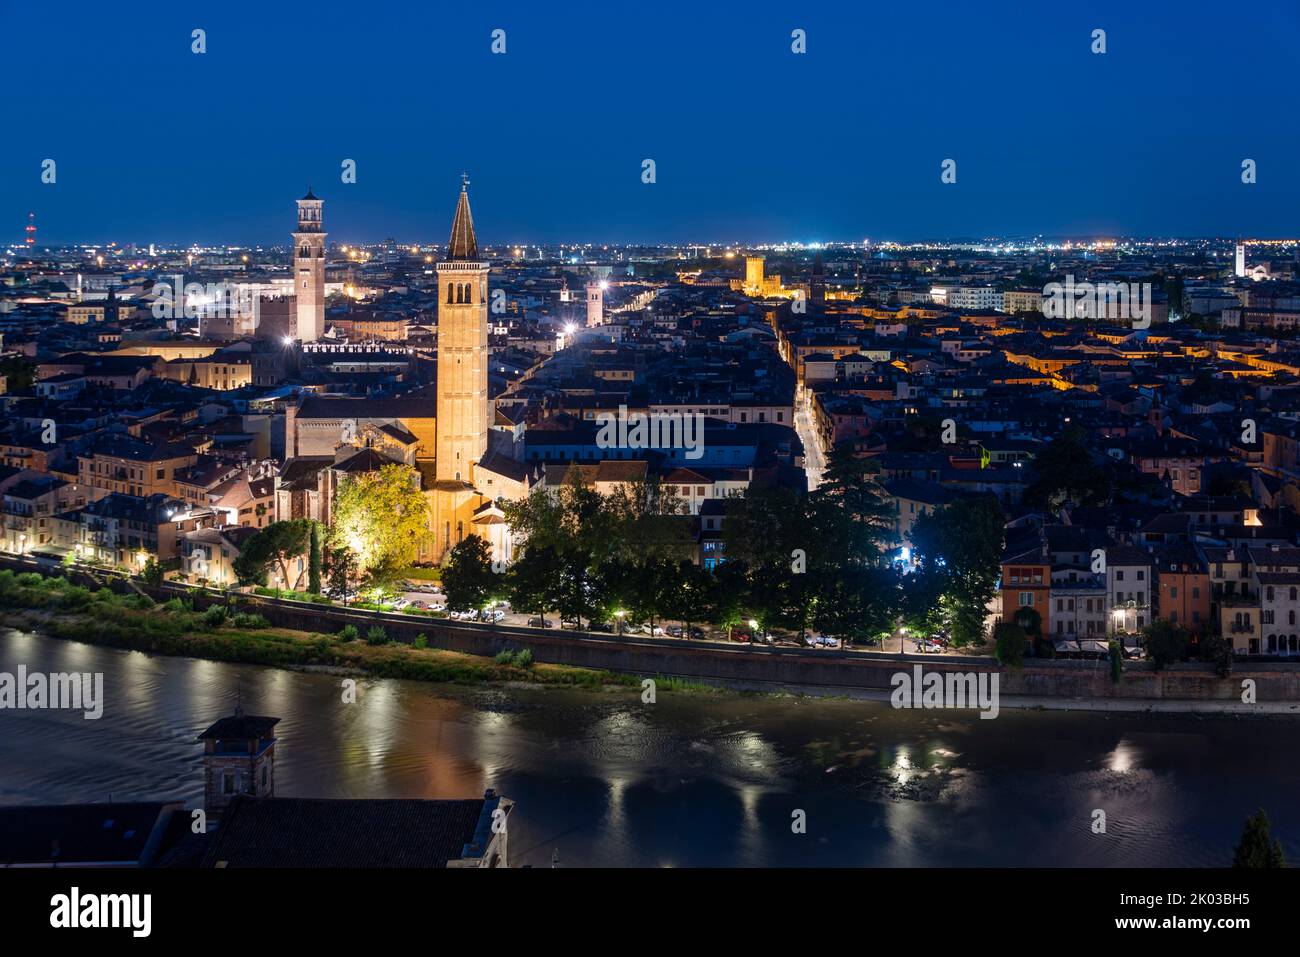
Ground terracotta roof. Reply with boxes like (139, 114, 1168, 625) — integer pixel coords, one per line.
(446, 181, 477, 261)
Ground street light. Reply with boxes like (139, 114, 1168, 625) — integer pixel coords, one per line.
(615, 609, 626, 637)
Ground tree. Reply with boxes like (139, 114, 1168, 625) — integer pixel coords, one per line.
(667, 560, 713, 638)
(993, 621, 1029, 668)
(506, 544, 564, 622)
(1198, 625, 1233, 677)
(328, 464, 431, 585)
(910, 496, 1005, 646)
(325, 545, 358, 606)
(813, 442, 894, 556)
(1143, 619, 1190, 672)
(813, 564, 898, 646)
(1025, 426, 1113, 508)
(442, 534, 499, 612)
(140, 557, 164, 587)
(307, 522, 322, 595)
(1233, 809, 1287, 868)
(233, 519, 312, 588)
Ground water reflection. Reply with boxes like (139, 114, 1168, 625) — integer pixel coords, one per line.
(2, 629, 1298, 867)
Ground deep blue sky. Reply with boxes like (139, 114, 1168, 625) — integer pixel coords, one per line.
(3, 0, 1298, 246)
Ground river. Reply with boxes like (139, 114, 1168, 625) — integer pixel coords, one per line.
(2, 628, 1297, 867)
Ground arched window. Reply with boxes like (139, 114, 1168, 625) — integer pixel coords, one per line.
(446, 283, 453, 304)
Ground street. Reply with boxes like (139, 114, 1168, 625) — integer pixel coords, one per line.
(795, 395, 826, 491)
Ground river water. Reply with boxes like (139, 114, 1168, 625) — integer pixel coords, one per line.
(2, 628, 1297, 867)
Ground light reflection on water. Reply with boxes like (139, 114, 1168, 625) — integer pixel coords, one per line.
(2, 629, 1298, 867)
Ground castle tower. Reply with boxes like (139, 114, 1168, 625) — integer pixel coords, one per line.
(198, 708, 279, 825)
(435, 176, 490, 484)
(585, 279, 603, 327)
(745, 254, 765, 294)
(293, 188, 326, 342)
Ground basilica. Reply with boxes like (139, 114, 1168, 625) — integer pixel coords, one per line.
(277, 180, 533, 566)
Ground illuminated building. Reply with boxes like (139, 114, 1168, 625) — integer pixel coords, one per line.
(293, 188, 326, 342)
(586, 279, 603, 326)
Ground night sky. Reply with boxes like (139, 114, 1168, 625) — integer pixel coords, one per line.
(3, 0, 1298, 245)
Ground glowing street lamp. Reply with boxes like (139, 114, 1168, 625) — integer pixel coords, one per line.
(615, 609, 626, 637)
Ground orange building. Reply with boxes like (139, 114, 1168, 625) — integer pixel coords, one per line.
(1001, 545, 1052, 637)
(1156, 544, 1211, 634)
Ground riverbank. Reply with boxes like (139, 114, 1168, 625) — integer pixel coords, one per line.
(0, 570, 644, 691)
(6, 568, 1300, 713)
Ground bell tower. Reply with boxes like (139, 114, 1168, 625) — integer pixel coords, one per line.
(435, 176, 489, 484)
(293, 188, 326, 342)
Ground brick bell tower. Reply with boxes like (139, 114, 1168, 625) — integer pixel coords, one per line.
(198, 707, 279, 825)
(435, 175, 490, 484)
(293, 188, 326, 342)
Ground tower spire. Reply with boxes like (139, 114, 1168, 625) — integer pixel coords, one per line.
(447, 177, 477, 261)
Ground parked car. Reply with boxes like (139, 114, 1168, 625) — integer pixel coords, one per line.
(528, 616, 553, 629)
(665, 625, 703, 639)
(588, 621, 614, 633)
(805, 633, 841, 649)
(641, 623, 665, 636)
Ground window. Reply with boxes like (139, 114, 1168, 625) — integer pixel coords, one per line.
(1018, 592, 1034, 607)
(1116, 570, 1125, 581)
(1137, 570, 1145, 581)
(223, 770, 236, 795)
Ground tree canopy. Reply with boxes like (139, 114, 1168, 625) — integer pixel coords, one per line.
(328, 464, 431, 585)
(233, 519, 313, 588)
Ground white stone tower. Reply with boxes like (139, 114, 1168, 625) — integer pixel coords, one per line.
(293, 188, 326, 342)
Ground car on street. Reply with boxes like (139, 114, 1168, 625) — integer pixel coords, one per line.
(666, 625, 704, 639)
(805, 633, 841, 649)
(527, 616, 554, 629)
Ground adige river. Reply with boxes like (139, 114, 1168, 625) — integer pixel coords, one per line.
(2, 628, 1297, 867)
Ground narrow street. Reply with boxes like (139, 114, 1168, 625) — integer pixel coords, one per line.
(795, 395, 827, 491)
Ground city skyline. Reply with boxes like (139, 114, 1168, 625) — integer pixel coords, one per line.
(3, 1, 1299, 244)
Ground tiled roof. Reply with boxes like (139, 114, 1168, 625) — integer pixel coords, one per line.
(201, 795, 495, 868)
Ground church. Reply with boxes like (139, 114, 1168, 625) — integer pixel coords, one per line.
(277, 179, 533, 567)
(426, 177, 532, 564)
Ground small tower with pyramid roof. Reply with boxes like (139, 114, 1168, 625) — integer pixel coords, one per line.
(198, 705, 280, 824)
